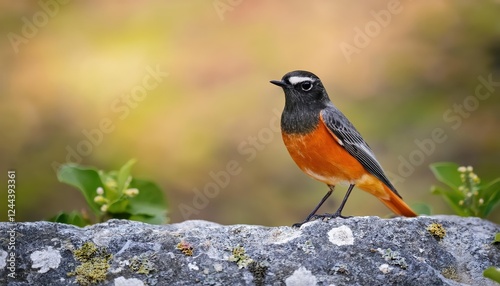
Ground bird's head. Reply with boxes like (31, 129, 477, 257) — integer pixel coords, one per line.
(270, 70, 330, 106)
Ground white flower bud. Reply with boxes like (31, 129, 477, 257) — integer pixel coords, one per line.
(96, 187, 104, 195)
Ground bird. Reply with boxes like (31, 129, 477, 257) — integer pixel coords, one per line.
(270, 70, 417, 227)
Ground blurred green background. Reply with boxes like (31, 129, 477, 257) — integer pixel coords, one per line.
(1, 1, 499, 226)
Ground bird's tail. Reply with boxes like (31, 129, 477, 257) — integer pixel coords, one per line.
(379, 185, 418, 217)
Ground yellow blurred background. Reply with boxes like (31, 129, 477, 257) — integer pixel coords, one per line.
(1, 1, 499, 226)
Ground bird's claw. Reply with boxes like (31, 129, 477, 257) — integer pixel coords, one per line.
(292, 213, 352, 227)
(312, 213, 352, 220)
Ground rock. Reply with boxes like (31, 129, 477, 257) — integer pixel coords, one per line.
(1, 215, 499, 285)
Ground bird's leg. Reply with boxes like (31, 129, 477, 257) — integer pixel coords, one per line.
(292, 185, 335, 228)
(314, 184, 355, 219)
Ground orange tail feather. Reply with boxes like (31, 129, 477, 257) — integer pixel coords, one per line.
(379, 185, 418, 217)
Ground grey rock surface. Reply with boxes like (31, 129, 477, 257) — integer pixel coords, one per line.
(1, 215, 499, 286)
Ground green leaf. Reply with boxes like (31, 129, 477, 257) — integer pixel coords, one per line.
(429, 162, 462, 190)
(117, 159, 136, 192)
(49, 211, 91, 227)
(129, 214, 165, 225)
(126, 178, 168, 224)
(431, 185, 463, 205)
(107, 197, 129, 214)
(431, 186, 469, 216)
(57, 164, 102, 215)
(55, 160, 169, 225)
(410, 202, 432, 215)
(483, 267, 500, 283)
(431, 184, 463, 199)
(482, 178, 500, 217)
(494, 233, 500, 243)
(99, 171, 120, 201)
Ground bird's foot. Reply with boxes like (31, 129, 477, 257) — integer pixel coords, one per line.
(292, 220, 310, 228)
(292, 212, 352, 227)
(313, 212, 352, 220)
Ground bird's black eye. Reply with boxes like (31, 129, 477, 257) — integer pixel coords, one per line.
(300, 81, 313, 91)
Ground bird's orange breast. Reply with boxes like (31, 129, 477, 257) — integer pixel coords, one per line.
(282, 120, 366, 186)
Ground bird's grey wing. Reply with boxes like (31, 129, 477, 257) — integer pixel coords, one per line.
(320, 107, 401, 197)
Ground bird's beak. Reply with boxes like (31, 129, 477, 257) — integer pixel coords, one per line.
(270, 80, 287, 88)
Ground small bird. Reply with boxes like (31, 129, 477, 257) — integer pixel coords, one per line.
(271, 70, 417, 227)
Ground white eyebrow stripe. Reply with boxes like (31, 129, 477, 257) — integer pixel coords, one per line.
(288, 76, 315, 85)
